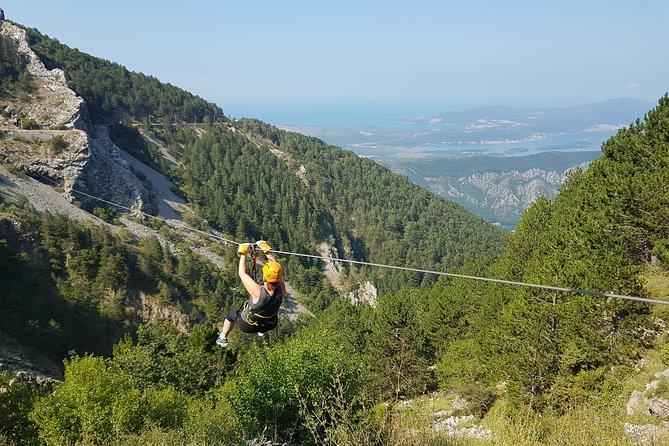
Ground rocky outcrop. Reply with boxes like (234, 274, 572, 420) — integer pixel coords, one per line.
(426, 164, 592, 228)
(432, 414, 493, 439)
(624, 423, 669, 446)
(1, 21, 86, 131)
(463, 168, 562, 209)
(349, 280, 378, 307)
(317, 237, 378, 307)
(318, 237, 345, 284)
(0, 336, 63, 384)
(627, 369, 669, 418)
(625, 369, 669, 445)
(445, 168, 561, 213)
(0, 21, 150, 215)
(73, 126, 149, 215)
(126, 292, 192, 334)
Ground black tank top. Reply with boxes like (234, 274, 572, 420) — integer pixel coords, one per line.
(243, 286, 283, 324)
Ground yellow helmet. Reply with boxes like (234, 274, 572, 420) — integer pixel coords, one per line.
(262, 261, 283, 283)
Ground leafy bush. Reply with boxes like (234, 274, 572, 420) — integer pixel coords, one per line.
(20, 118, 38, 130)
(118, 227, 135, 243)
(0, 372, 43, 445)
(111, 323, 225, 398)
(660, 343, 669, 366)
(298, 379, 388, 446)
(225, 331, 367, 444)
(144, 387, 189, 429)
(30, 355, 144, 445)
(654, 239, 669, 266)
(92, 206, 115, 222)
(545, 367, 607, 413)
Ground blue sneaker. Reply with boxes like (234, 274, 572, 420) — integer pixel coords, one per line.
(216, 333, 228, 348)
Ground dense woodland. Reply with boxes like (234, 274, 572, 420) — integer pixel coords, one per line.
(165, 119, 507, 295)
(18, 24, 508, 295)
(0, 202, 245, 358)
(1, 21, 669, 446)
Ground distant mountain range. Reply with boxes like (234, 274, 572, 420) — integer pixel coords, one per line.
(384, 150, 601, 228)
(281, 99, 652, 227)
(282, 99, 652, 156)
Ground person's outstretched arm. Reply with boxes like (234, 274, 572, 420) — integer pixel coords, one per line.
(237, 244, 261, 302)
(258, 241, 286, 295)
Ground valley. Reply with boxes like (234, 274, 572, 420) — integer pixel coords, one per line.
(2, 10, 669, 446)
(282, 99, 651, 227)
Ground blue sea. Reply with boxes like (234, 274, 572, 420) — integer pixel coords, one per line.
(221, 100, 463, 126)
(220, 99, 649, 158)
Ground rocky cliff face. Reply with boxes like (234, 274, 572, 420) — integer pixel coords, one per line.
(1, 21, 85, 130)
(0, 20, 149, 214)
(424, 163, 591, 228)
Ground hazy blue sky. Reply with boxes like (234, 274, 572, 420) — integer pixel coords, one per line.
(3, 1, 667, 123)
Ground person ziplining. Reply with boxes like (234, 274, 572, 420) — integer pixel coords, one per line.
(36, 173, 666, 308)
(216, 240, 285, 348)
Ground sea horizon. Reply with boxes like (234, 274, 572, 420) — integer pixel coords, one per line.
(217, 97, 653, 128)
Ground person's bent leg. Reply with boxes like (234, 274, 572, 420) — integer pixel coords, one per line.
(221, 319, 235, 338)
(217, 306, 241, 347)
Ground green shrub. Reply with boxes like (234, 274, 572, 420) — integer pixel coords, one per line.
(93, 206, 116, 222)
(182, 396, 240, 444)
(111, 324, 222, 398)
(436, 338, 487, 391)
(30, 355, 144, 445)
(545, 367, 606, 413)
(144, 387, 189, 429)
(225, 331, 367, 444)
(20, 118, 38, 130)
(660, 343, 669, 366)
(0, 371, 42, 445)
(654, 239, 669, 266)
(118, 227, 135, 243)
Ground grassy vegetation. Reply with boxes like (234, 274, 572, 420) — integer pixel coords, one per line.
(644, 264, 669, 302)
(373, 344, 669, 446)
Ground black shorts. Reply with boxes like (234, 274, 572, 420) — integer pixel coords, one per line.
(226, 304, 277, 334)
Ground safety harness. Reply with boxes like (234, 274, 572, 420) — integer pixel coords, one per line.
(242, 298, 280, 326)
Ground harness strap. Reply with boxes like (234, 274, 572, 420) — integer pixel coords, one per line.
(243, 301, 278, 326)
(249, 251, 259, 283)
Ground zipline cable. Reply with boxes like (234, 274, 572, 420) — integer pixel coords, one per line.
(269, 249, 667, 305)
(10, 170, 669, 306)
(60, 184, 238, 246)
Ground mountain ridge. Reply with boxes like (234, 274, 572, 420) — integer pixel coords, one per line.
(1, 16, 506, 347)
(2, 10, 669, 446)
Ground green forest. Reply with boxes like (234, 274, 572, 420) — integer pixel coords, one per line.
(2, 97, 669, 445)
(18, 24, 508, 295)
(1, 20, 669, 446)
